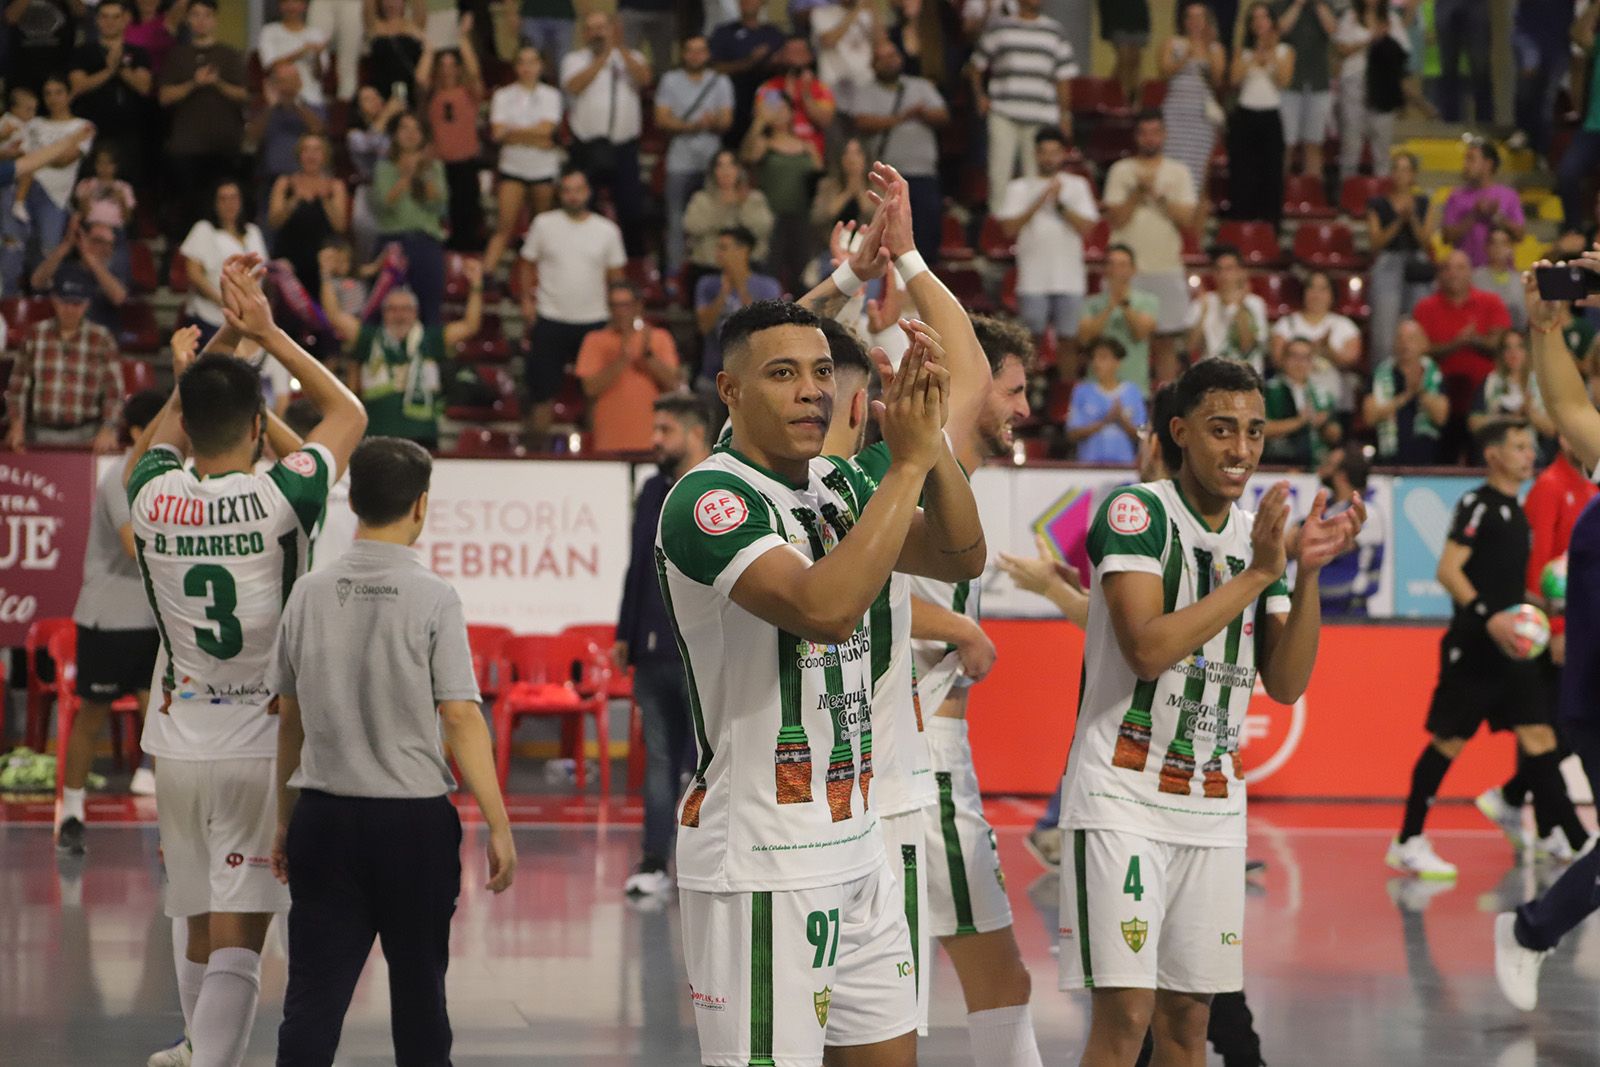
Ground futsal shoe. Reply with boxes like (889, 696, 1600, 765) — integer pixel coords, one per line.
(130, 766, 156, 796)
(624, 860, 672, 897)
(146, 1037, 192, 1067)
(1475, 788, 1528, 851)
(1025, 827, 1062, 869)
(1386, 835, 1458, 880)
(55, 817, 85, 855)
(1536, 831, 1575, 863)
(1494, 912, 1549, 1011)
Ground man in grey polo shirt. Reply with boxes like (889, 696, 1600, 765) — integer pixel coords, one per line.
(655, 35, 735, 277)
(270, 437, 516, 1065)
(838, 39, 947, 257)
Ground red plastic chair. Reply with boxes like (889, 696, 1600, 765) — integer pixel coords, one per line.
(128, 241, 159, 294)
(1249, 273, 1303, 320)
(118, 358, 157, 398)
(978, 215, 1015, 261)
(453, 314, 511, 364)
(941, 266, 993, 313)
(1214, 221, 1284, 267)
(1000, 267, 1019, 315)
(941, 211, 974, 261)
(1340, 174, 1391, 219)
(1138, 80, 1168, 111)
(24, 618, 73, 751)
(624, 258, 667, 307)
(560, 623, 643, 792)
(549, 372, 587, 426)
(168, 254, 191, 293)
(443, 364, 522, 422)
(48, 627, 141, 795)
(1282, 174, 1337, 219)
(466, 624, 514, 702)
(493, 634, 612, 794)
(118, 303, 162, 352)
(1291, 223, 1365, 270)
(1082, 220, 1110, 263)
(452, 428, 526, 458)
(1069, 76, 1129, 116)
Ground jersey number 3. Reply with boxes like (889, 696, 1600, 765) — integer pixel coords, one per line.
(184, 564, 243, 660)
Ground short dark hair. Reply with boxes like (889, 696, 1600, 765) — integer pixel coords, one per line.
(719, 225, 757, 250)
(124, 389, 166, 435)
(1336, 447, 1370, 492)
(654, 390, 710, 431)
(179, 354, 264, 457)
(719, 300, 822, 369)
(348, 437, 432, 526)
(1106, 243, 1137, 265)
(1086, 336, 1127, 362)
(189, 0, 217, 12)
(1475, 415, 1530, 452)
(1034, 127, 1067, 149)
(1211, 243, 1242, 266)
(1472, 139, 1501, 171)
(971, 315, 1037, 375)
(1151, 382, 1182, 472)
(98, 0, 132, 15)
(284, 396, 324, 439)
(819, 317, 872, 380)
(1173, 358, 1264, 420)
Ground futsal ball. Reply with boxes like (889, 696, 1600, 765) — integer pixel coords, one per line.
(1542, 555, 1568, 614)
(1498, 604, 1552, 661)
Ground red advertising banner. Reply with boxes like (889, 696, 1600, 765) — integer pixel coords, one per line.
(0, 452, 96, 645)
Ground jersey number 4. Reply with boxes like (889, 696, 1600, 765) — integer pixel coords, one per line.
(184, 564, 244, 660)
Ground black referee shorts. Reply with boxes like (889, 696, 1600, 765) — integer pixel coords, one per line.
(74, 625, 160, 702)
(1425, 633, 1550, 740)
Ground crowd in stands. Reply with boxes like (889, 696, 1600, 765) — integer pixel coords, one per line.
(1, 0, 1600, 469)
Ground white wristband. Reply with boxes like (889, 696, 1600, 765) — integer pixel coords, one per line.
(831, 260, 865, 297)
(895, 250, 929, 283)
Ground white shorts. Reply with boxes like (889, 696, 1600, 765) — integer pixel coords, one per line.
(1132, 271, 1192, 335)
(156, 757, 290, 919)
(925, 718, 1012, 938)
(680, 857, 917, 1067)
(1058, 828, 1244, 994)
(881, 808, 931, 1035)
(1280, 89, 1333, 145)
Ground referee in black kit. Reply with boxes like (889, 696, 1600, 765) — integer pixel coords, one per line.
(270, 437, 517, 1066)
(1388, 417, 1586, 880)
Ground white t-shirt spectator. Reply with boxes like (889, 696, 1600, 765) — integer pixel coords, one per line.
(490, 82, 564, 181)
(1103, 157, 1194, 274)
(519, 210, 627, 324)
(22, 117, 93, 208)
(560, 48, 645, 143)
(257, 22, 329, 106)
(1186, 290, 1270, 373)
(1237, 43, 1290, 110)
(810, 4, 876, 89)
(180, 220, 269, 326)
(1272, 310, 1361, 406)
(1000, 172, 1099, 296)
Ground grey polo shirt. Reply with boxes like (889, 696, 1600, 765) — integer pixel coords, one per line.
(269, 539, 480, 798)
(836, 75, 945, 178)
(73, 459, 156, 631)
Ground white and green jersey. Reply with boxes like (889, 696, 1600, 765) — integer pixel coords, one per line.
(128, 443, 333, 761)
(656, 445, 885, 893)
(910, 573, 981, 714)
(1061, 480, 1290, 848)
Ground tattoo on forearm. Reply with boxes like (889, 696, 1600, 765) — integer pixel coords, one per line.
(799, 290, 849, 320)
(940, 535, 984, 556)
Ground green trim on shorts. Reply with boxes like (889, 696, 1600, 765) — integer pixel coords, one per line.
(749, 891, 775, 1066)
(1074, 830, 1094, 988)
(936, 772, 977, 936)
(901, 843, 920, 996)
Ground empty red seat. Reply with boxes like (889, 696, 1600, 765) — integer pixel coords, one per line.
(1046, 379, 1073, 424)
(1331, 274, 1371, 321)
(1181, 227, 1207, 267)
(549, 372, 586, 425)
(168, 254, 190, 293)
(1069, 76, 1129, 116)
(941, 266, 992, 312)
(1340, 174, 1391, 219)
(444, 364, 521, 422)
(1139, 80, 1168, 111)
(0, 296, 51, 340)
(493, 633, 612, 793)
(1282, 174, 1336, 219)
(1249, 273, 1302, 319)
(452, 427, 526, 457)
(624, 257, 666, 307)
(454, 314, 511, 363)
(1000, 267, 1018, 315)
(979, 215, 1014, 261)
(128, 241, 159, 294)
(941, 212, 974, 261)
(117, 358, 157, 397)
(1214, 221, 1284, 267)
(1291, 223, 1364, 270)
(1083, 220, 1110, 263)
(117, 303, 161, 352)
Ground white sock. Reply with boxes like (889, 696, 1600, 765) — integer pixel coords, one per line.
(967, 1004, 1044, 1067)
(190, 947, 262, 1067)
(61, 787, 86, 823)
(177, 955, 206, 1034)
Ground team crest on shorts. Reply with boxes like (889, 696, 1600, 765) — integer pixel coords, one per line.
(813, 986, 832, 1027)
(1121, 918, 1148, 953)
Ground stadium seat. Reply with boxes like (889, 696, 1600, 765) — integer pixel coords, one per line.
(624, 258, 666, 307)
(1000, 267, 1018, 315)
(117, 358, 157, 397)
(1339, 174, 1390, 219)
(1282, 174, 1336, 219)
(23, 617, 73, 752)
(452, 427, 527, 457)
(443, 253, 485, 302)
(559, 624, 641, 792)
(1207, 169, 1231, 217)
(1249, 273, 1302, 319)
(941, 266, 993, 312)
(1083, 220, 1110, 263)
(1046, 379, 1073, 424)
(167, 254, 190, 293)
(492, 634, 612, 794)
(1069, 76, 1129, 117)
(550, 372, 587, 425)
(1291, 222, 1364, 270)
(1035, 329, 1058, 368)
(454, 314, 511, 363)
(444, 364, 521, 422)
(941, 211, 974, 261)
(1181, 227, 1207, 267)
(1331, 274, 1371, 322)
(1138, 80, 1168, 111)
(1214, 221, 1283, 267)
(978, 215, 1014, 261)
(117, 303, 161, 352)
(0, 296, 52, 339)
(48, 627, 141, 796)
(128, 242, 159, 294)
(466, 624, 515, 702)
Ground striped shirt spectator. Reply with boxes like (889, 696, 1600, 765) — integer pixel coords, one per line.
(970, 2, 1078, 211)
(6, 318, 123, 445)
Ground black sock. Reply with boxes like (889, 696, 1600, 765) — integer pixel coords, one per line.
(1524, 749, 1588, 850)
(1401, 745, 1453, 842)
(1503, 758, 1530, 810)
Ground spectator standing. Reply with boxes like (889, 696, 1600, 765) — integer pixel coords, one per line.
(17, 77, 93, 276)
(125, 0, 188, 77)
(811, 0, 879, 89)
(756, 38, 836, 159)
(1065, 336, 1145, 463)
(1367, 150, 1434, 364)
(709, 0, 787, 145)
(612, 393, 712, 897)
(740, 91, 822, 293)
(1186, 245, 1269, 372)
(1270, 269, 1361, 407)
(259, 0, 329, 110)
(417, 25, 486, 252)
(1271, 0, 1333, 181)
(618, 0, 678, 73)
(1510, 0, 1573, 159)
(157, 0, 247, 242)
(1473, 226, 1528, 332)
(1102, 113, 1196, 384)
(1558, 2, 1600, 227)
(308, 0, 362, 100)
(969, 0, 1078, 212)
(1157, 3, 1227, 196)
(836, 39, 947, 256)
(999, 128, 1098, 345)
(517, 169, 628, 439)
(1441, 141, 1525, 268)
(562, 11, 653, 257)
(1100, 0, 1150, 103)
(483, 46, 563, 277)
(268, 135, 349, 299)
(250, 62, 327, 219)
(510, 0, 575, 68)
(1470, 330, 1553, 440)
(5, 0, 79, 95)
(575, 283, 682, 452)
(682, 149, 774, 287)
(1363, 318, 1447, 464)
(73, 147, 136, 279)
(346, 86, 405, 258)
(371, 112, 449, 326)
(1263, 336, 1340, 467)
(1412, 249, 1512, 460)
(1077, 243, 1159, 392)
(32, 217, 128, 329)
(1227, 3, 1292, 225)
(1433, 0, 1491, 123)
(809, 136, 874, 233)
(656, 36, 735, 278)
(4, 265, 122, 452)
(365, 0, 427, 103)
(1333, 0, 1409, 183)
(179, 179, 269, 345)
(68, 0, 153, 187)
(693, 225, 781, 380)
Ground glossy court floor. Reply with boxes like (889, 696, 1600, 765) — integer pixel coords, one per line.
(5, 795, 1600, 1066)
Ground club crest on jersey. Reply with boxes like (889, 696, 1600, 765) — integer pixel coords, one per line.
(694, 489, 749, 535)
(335, 578, 353, 606)
(1121, 918, 1148, 953)
(282, 451, 318, 477)
(813, 987, 832, 1027)
(1108, 494, 1150, 535)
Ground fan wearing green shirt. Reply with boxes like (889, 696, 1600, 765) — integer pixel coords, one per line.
(1263, 337, 1340, 468)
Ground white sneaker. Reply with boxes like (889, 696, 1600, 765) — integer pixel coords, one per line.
(623, 866, 672, 896)
(1494, 912, 1548, 1011)
(130, 766, 156, 796)
(1386, 835, 1458, 880)
(147, 1037, 192, 1067)
(1386, 876, 1454, 913)
(1475, 788, 1527, 850)
(1537, 831, 1575, 863)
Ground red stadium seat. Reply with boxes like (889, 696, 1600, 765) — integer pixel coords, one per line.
(549, 373, 586, 425)
(941, 266, 993, 312)
(452, 428, 527, 457)
(1214, 221, 1284, 267)
(1138, 80, 1168, 111)
(1046, 378, 1074, 424)
(1249, 273, 1302, 319)
(979, 215, 1014, 261)
(48, 626, 141, 795)
(1083, 220, 1110, 263)
(1069, 76, 1129, 116)
(1340, 174, 1391, 219)
(168, 254, 190, 293)
(443, 253, 485, 303)
(1282, 174, 1336, 219)
(117, 358, 157, 397)
(128, 242, 159, 294)
(444, 364, 521, 422)
(1331, 274, 1371, 322)
(453, 314, 511, 363)
(1291, 223, 1364, 270)
(941, 211, 974, 261)
(117, 303, 161, 352)
(1000, 267, 1018, 315)
(1181, 227, 1207, 267)
(624, 257, 666, 307)
(493, 634, 612, 793)
(0, 296, 50, 342)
